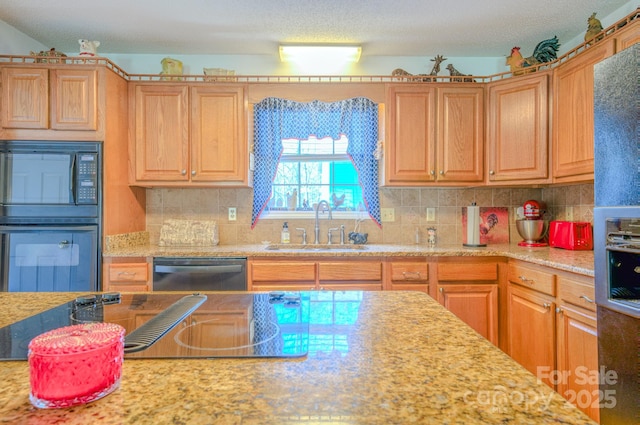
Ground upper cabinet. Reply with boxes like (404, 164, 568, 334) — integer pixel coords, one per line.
(384, 84, 483, 186)
(486, 72, 550, 184)
(0, 66, 99, 140)
(552, 40, 615, 183)
(131, 83, 249, 187)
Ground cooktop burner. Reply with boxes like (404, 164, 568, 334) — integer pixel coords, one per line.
(0, 292, 309, 360)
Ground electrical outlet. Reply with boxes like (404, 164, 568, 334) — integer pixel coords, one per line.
(381, 208, 395, 222)
(426, 208, 436, 222)
(565, 206, 574, 221)
(228, 207, 237, 221)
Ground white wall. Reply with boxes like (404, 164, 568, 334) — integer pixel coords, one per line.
(0, 20, 47, 54)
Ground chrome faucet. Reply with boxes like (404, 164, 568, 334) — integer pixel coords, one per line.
(314, 200, 333, 244)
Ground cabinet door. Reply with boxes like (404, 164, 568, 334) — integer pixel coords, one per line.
(552, 40, 614, 182)
(438, 284, 498, 344)
(436, 86, 484, 182)
(50, 69, 97, 131)
(486, 73, 549, 182)
(318, 261, 383, 290)
(1, 67, 48, 129)
(190, 312, 253, 356)
(134, 85, 189, 181)
(556, 305, 599, 423)
(507, 285, 555, 387)
(191, 86, 247, 183)
(385, 85, 436, 184)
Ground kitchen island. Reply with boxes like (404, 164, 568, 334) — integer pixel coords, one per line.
(0, 291, 595, 424)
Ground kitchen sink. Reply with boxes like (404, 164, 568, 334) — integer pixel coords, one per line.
(264, 243, 367, 251)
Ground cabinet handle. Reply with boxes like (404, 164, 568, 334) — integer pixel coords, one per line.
(191, 170, 196, 176)
(519, 275, 534, 284)
(543, 302, 551, 310)
(181, 169, 187, 175)
(439, 287, 443, 293)
(489, 170, 495, 175)
(117, 271, 137, 277)
(555, 307, 563, 314)
(579, 295, 594, 304)
(430, 170, 435, 176)
(402, 271, 422, 280)
(439, 170, 444, 175)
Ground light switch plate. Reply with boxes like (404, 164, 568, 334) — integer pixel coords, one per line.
(228, 207, 237, 221)
(381, 208, 395, 222)
(565, 206, 573, 221)
(426, 208, 436, 222)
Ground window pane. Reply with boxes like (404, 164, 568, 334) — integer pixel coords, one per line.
(268, 136, 363, 212)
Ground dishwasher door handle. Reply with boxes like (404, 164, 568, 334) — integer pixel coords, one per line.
(154, 264, 243, 274)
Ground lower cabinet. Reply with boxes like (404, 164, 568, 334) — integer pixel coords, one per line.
(384, 259, 429, 292)
(102, 257, 151, 292)
(555, 274, 599, 423)
(248, 257, 383, 291)
(507, 260, 599, 422)
(507, 283, 556, 385)
(436, 260, 500, 345)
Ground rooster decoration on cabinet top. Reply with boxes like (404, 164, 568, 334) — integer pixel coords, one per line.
(506, 36, 560, 73)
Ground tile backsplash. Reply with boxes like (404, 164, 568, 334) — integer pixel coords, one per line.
(145, 184, 594, 246)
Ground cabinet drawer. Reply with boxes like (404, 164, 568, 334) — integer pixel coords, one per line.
(251, 262, 316, 282)
(389, 262, 429, 282)
(108, 263, 149, 282)
(558, 275, 596, 312)
(508, 262, 555, 296)
(319, 262, 382, 281)
(438, 263, 498, 281)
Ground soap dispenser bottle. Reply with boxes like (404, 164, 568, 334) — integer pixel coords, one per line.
(281, 222, 290, 244)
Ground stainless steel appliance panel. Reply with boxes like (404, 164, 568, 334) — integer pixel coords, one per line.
(593, 44, 640, 425)
(593, 43, 639, 207)
(153, 257, 247, 291)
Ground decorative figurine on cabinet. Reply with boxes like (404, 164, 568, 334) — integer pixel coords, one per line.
(78, 39, 100, 56)
(585, 13, 604, 43)
(506, 36, 560, 74)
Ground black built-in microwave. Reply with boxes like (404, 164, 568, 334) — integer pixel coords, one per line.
(0, 141, 101, 223)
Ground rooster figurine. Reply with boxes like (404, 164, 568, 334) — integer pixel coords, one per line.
(331, 192, 346, 209)
(506, 36, 560, 73)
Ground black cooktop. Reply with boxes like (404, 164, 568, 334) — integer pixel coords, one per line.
(0, 292, 309, 360)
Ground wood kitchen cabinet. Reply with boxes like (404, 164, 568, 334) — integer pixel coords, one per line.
(0, 66, 99, 139)
(507, 261, 556, 387)
(435, 259, 500, 345)
(486, 72, 550, 184)
(248, 257, 383, 291)
(385, 259, 429, 292)
(102, 257, 151, 292)
(131, 83, 248, 186)
(552, 39, 615, 183)
(384, 84, 483, 186)
(555, 274, 599, 423)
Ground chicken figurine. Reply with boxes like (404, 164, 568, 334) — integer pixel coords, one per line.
(506, 36, 560, 73)
(331, 192, 345, 209)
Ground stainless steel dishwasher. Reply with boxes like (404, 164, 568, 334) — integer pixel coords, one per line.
(152, 257, 247, 291)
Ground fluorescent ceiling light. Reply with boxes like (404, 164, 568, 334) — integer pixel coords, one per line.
(279, 45, 362, 64)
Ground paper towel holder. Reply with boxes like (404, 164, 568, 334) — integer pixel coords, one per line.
(463, 202, 487, 248)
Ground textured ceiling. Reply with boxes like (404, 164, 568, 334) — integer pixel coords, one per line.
(0, 0, 632, 57)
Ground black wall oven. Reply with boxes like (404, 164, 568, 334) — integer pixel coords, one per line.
(0, 141, 102, 292)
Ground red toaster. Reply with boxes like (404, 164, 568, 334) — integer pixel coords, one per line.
(548, 221, 593, 250)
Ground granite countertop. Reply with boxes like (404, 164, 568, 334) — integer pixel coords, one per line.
(0, 291, 596, 424)
(104, 238, 595, 276)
